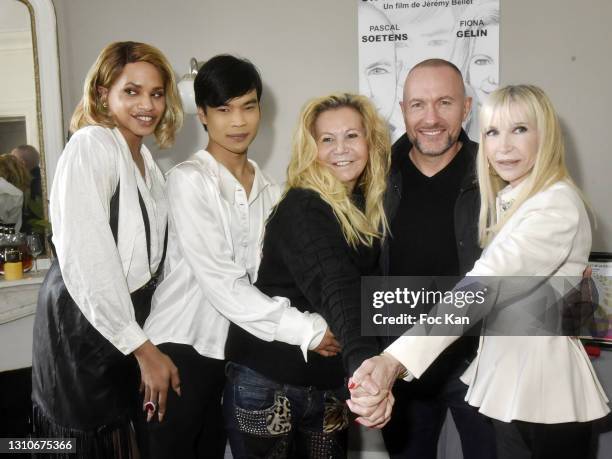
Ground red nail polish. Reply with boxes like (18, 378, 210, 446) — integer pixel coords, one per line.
(348, 382, 356, 389)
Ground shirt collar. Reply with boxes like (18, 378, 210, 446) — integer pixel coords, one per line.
(248, 161, 272, 204)
(211, 153, 271, 206)
(497, 179, 528, 217)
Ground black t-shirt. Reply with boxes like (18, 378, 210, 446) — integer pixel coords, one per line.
(388, 146, 471, 277)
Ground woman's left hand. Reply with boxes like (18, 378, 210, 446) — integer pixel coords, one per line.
(133, 340, 181, 422)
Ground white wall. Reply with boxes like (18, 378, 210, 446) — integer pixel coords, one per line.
(499, 0, 612, 251)
(53, 0, 359, 179)
(52, 0, 611, 248)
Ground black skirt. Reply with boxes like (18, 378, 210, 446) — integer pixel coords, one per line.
(31, 259, 155, 459)
(31, 178, 165, 458)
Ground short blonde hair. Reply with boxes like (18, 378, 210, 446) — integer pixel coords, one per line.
(477, 84, 575, 246)
(70, 41, 183, 148)
(286, 93, 391, 248)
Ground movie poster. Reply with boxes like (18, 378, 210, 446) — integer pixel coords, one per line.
(587, 255, 612, 344)
(358, 0, 500, 142)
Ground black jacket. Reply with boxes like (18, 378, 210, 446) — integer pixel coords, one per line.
(379, 130, 482, 382)
(381, 129, 481, 277)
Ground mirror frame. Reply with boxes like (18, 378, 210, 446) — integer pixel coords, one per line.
(18, 0, 62, 256)
(19, 0, 63, 207)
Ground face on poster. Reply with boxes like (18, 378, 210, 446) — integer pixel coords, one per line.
(358, 0, 500, 142)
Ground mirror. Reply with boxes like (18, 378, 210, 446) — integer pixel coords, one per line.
(0, 0, 63, 253)
(0, 2, 36, 152)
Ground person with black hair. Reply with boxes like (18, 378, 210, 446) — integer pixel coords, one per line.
(141, 54, 339, 459)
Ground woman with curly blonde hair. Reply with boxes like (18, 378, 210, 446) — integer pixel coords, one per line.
(224, 93, 391, 458)
(32, 41, 182, 458)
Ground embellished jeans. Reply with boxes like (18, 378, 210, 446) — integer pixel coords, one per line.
(223, 362, 350, 459)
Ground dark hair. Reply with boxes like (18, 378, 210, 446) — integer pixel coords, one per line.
(194, 54, 263, 111)
(12, 145, 40, 170)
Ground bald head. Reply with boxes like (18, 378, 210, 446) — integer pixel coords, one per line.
(400, 59, 472, 162)
(11, 144, 39, 171)
(405, 58, 465, 98)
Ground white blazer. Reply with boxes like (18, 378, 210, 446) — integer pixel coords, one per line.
(387, 180, 610, 423)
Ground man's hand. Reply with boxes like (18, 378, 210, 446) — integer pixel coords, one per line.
(313, 328, 342, 357)
(134, 341, 181, 422)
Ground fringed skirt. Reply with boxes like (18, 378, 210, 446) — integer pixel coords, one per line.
(31, 260, 154, 458)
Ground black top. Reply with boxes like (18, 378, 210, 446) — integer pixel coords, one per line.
(20, 167, 43, 234)
(388, 142, 471, 276)
(379, 131, 482, 390)
(381, 130, 480, 277)
(225, 187, 381, 389)
(32, 181, 154, 434)
(31, 166, 42, 199)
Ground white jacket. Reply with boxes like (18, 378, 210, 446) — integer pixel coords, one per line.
(387, 180, 610, 423)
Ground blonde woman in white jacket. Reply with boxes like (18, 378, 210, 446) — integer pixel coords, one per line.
(348, 85, 609, 459)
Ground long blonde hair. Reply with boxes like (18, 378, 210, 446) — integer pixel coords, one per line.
(286, 93, 390, 248)
(477, 84, 576, 246)
(70, 41, 183, 148)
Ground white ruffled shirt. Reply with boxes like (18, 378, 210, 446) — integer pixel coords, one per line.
(51, 126, 167, 355)
(144, 150, 327, 361)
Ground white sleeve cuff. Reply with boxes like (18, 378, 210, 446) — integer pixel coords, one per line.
(275, 305, 328, 362)
(110, 320, 148, 355)
(380, 349, 415, 382)
(385, 335, 456, 380)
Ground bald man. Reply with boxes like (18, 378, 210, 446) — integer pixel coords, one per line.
(379, 59, 497, 459)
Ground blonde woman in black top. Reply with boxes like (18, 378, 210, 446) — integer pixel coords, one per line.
(224, 93, 391, 458)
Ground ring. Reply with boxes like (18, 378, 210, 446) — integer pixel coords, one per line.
(144, 401, 157, 413)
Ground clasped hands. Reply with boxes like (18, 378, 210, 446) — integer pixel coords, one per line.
(346, 353, 407, 429)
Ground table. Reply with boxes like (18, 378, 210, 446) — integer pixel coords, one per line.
(0, 267, 47, 372)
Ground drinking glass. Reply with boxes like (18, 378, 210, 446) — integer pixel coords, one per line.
(26, 233, 43, 273)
